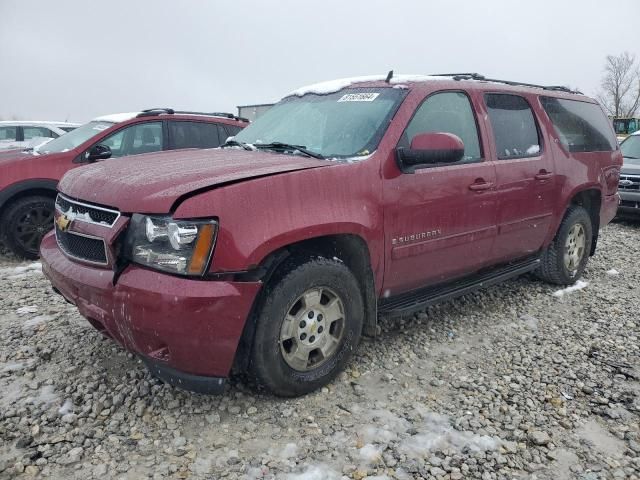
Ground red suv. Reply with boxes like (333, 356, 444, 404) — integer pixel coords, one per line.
(40, 74, 622, 397)
(0, 109, 247, 258)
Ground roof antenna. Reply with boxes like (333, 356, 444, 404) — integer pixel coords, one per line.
(385, 70, 394, 83)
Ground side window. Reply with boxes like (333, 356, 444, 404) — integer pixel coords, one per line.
(400, 91, 482, 162)
(169, 121, 221, 150)
(0, 126, 17, 141)
(540, 97, 616, 153)
(23, 126, 55, 139)
(485, 94, 540, 159)
(225, 125, 243, 136)
(96, 122, 163, 158)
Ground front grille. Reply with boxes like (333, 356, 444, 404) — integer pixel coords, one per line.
(56, 227, 108, 265)
(55, 194, 119, 226)
(618, 174, 640, 191)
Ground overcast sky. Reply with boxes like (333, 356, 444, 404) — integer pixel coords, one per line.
(1, 0, 638, 122)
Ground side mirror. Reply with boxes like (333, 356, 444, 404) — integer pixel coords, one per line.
(396, 132, 465, 173)
(85, 144, 112, 162)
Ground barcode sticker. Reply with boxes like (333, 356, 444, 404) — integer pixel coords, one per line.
(337, 93, 380, 102)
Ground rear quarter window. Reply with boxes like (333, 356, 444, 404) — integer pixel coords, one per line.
(540, 97, 616, 153)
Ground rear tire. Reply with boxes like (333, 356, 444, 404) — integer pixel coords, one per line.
(249, 257, 363, 397)
(1, 195, 55, 259)
(536, 205, 592, 285)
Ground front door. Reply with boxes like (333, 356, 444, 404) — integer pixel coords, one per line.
(483, 93, 556, 262)
(382, 90, 498, 295)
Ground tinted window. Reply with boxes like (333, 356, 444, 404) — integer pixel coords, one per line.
(225, 125, 243, 136)
(400, 91, 482, 162)
(0, 126, 17, 141)
(169, 121, 221, 149)
(540, 97, 616, 152)
(23, 126, 56, 139)
(97, 122, 163, 158)
(485, 94, 540, 159)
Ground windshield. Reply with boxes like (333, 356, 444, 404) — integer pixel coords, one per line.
(233, 87, 406, 159)
(613, 118, 640, 135)
(38, 121, 114, 153)
(621, 135, 640, 163)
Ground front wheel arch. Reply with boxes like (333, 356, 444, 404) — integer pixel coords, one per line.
(231, 234, 377, 375)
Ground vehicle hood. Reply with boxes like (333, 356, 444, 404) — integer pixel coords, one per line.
(621, 157, 640, 175)
(58, 148, 332, 213)
(0, 149, 32, 163)
(0, 149, 67, 166)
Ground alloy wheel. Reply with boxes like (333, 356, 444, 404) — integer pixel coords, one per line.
(279, 287, 346, 371)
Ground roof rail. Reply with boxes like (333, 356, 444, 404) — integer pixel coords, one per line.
(430, 73, 582, 94)
(136, 109, 249, 122)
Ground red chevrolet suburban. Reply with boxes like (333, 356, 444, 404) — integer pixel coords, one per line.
(40, 74, 622, 397)
(0, 109, 247, 258)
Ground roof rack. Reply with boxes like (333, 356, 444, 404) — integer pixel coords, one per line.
(429, 73, 582, 94)
(136, 108, 249, 122)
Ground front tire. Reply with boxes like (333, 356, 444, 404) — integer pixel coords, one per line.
(536, 205, 593, 285)
(249, 257, 364, 397)
(1, 195, 55, 259)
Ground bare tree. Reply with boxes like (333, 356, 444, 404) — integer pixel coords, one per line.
(597, 52, 640, 117)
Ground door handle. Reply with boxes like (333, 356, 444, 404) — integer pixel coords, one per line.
(468, 180, 494, 192)
(535, 170, 553, 181)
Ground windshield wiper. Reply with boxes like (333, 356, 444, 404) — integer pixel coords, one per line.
(623, 155, 639, 159)
(254, 142, 324, 159)
(221, 139, 253, 151)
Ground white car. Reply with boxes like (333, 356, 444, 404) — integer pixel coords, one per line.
(0, 121, 80, 150)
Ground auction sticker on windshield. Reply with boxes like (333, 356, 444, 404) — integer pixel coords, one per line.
(338, 93, 380, 102)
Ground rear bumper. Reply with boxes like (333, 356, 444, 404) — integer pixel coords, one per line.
(40, 232, 262, 388)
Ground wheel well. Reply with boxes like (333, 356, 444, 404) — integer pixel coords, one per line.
(569, 189, 601, 256)
(232, 234, 378, 374)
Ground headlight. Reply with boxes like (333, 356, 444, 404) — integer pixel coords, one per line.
(124, 214, 218, 276)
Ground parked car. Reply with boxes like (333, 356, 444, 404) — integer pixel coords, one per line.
(0, 109, 247, 258)
(40, 74, 621, 397)
(0, 121, 80, 150)
(618, 130, 640, 215)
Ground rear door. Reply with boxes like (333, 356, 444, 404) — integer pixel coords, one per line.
(168, 121, 225, 150)
(383, 90, 498, 294)
(484, 93, 556, 262)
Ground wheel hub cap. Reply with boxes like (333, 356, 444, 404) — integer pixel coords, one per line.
(564, 223, 586, 274)
(279, 287, 345, 371)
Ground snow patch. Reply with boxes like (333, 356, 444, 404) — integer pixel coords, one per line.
(359, 443, 382, 463)
(283, 465, 341, 480)
(92, 112, 139, 123)
(2, 362, 25, 373)
(27, 385, 59, 406)
(399, 412, 501, 458)
(552, 280, 588, 297)
(58, 398, 74, 415)
(23, 315, 53, 329)
(288, 74, 451, 97)
(16, 305, 38, 315)
(606, 269, 619, 276)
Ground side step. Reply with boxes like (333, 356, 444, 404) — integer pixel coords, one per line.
(378, 256, 541, 315)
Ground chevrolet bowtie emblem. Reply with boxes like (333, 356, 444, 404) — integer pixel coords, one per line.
(56, 214, 71, 232)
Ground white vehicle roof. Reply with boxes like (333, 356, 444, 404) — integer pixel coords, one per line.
(0, 120, 80, 127)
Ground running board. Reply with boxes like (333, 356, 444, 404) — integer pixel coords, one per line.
(378, 256, 541, 315)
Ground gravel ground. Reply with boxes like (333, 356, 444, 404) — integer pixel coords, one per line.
(0, 222, 639, 480)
